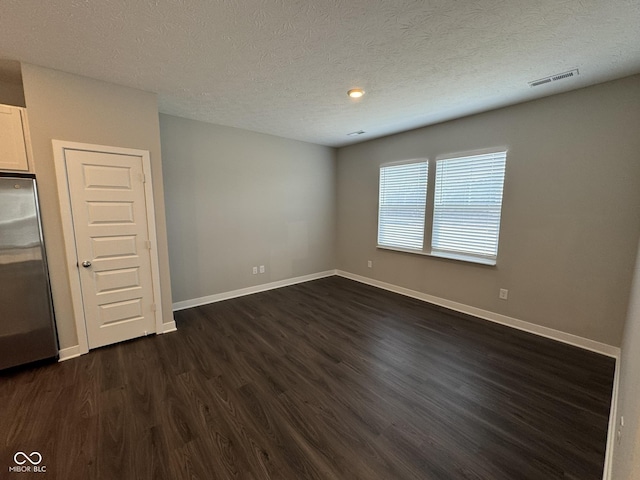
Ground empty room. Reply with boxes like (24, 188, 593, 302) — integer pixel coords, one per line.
(1, 1, 639, 479)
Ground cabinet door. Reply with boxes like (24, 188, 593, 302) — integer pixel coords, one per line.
(0, 105, 29, 171)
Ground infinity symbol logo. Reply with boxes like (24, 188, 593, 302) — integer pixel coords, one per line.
(13, 451, 42, 465)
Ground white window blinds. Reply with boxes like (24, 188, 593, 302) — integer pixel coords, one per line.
(378, 161, 428, 250)
(432, 152, 506, 260)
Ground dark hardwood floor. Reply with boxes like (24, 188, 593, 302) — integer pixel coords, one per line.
(1, 276, 615, 479)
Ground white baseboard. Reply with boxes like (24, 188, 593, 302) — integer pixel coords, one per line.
(58, 345, 83, 362)
(58, 321, 176, 361)
(160, 321, 177, 334)
(171, 270, 337, 311)
(173, 268, 620, 358)
(336, 270, 620, 358)
(602, 357, 621, 480)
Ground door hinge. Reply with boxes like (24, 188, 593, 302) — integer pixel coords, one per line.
(151, 303, 157, 312)
(139, 172, 146, 183)
(145, 240, 152, 250)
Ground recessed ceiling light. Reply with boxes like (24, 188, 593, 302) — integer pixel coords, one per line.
(347, 88, 365, 98)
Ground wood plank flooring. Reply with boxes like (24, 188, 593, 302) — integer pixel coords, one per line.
(0, 276, 615, 479)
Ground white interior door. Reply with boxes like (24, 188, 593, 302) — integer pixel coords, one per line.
(64, 148, 157, 349)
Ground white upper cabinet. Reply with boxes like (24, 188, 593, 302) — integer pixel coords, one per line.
(0, 104, 29, 171)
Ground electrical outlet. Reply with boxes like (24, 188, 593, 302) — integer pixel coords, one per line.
(617, 416, 624, 445)
(367, 260, 373, 268)
(259, 265, 265, 274)
(252, 266, 258, 275)
(499, 288, 508, 300)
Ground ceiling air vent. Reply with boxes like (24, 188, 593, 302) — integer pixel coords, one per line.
(528, 69, 579, 87)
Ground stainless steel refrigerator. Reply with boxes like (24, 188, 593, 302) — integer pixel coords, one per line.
(0, 175, 58, 370)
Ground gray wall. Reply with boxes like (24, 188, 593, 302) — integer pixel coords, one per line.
(21, 64, 174, 349)
(0, 78, 25, 107)
(612, 238, 640, 479)
(336, 75, 640, 347)
(159, 114, 336, 304)
(0, 59, 25, 107)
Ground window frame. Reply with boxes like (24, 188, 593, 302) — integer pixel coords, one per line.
(376, 148, 507, 266)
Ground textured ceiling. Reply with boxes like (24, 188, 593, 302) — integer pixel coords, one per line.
(0, 0, 638, 147)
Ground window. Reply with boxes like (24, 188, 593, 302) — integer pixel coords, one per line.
(377, 161, 428, 250)
(377, 150, 507, 265)
(432, 151, 507, 262)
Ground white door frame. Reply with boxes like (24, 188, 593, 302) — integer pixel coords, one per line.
(52, 140, 164, 355)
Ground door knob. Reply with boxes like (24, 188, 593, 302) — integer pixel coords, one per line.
(81, 260, 92, 268)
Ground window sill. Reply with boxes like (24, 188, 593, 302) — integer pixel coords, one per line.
(376, 245, 497, 266)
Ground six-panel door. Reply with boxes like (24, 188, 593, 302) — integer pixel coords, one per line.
(64, 149, 156, 349)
